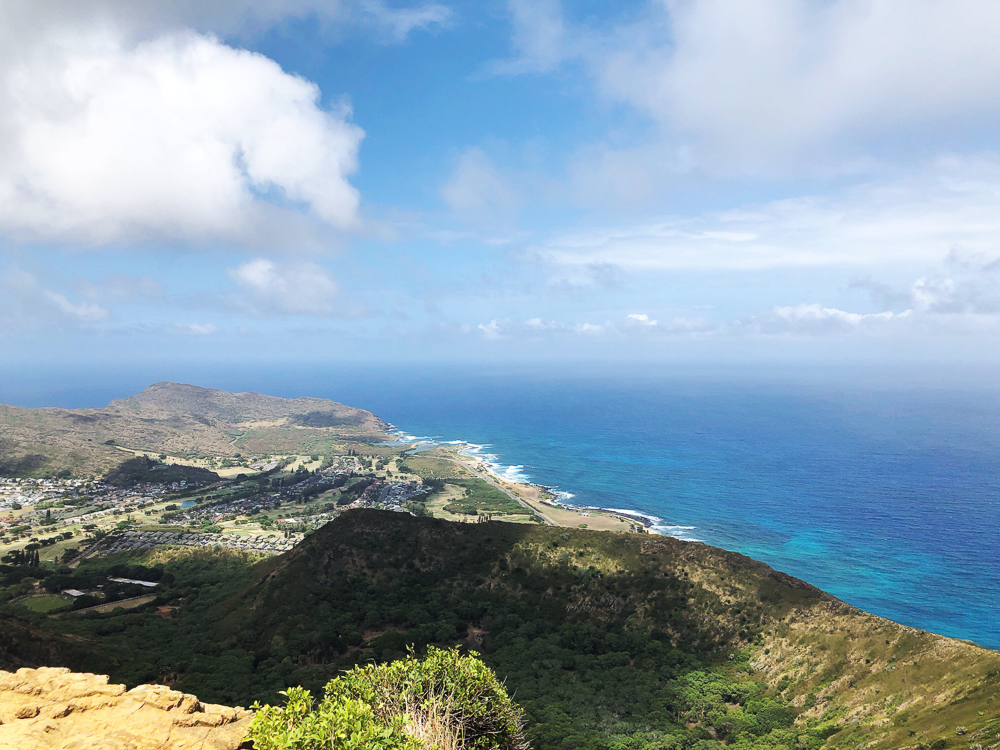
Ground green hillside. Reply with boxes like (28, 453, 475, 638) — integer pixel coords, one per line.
(3, 510, 998, 750)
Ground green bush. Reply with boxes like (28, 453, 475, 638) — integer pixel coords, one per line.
(248, 686, 416, 750)
(247, 647, 527, 750)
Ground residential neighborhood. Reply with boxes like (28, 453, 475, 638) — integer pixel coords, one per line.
(0, 450, 451, 567)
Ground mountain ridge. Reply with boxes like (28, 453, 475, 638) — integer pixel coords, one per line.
(37, 508, 986, 750)
(0, 382, 391, 478)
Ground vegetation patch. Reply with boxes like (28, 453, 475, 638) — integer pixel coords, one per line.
(249, 647, 526, 750)
(429, 478, 524, 516)
(20, 595, 71, 614)
(1, 511, 997, 750)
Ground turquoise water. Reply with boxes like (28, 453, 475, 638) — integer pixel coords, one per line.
(3, 365, 998, 648)
(180, 500, 197, 509)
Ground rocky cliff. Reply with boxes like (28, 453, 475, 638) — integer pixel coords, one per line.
(0, 667, 251, 750)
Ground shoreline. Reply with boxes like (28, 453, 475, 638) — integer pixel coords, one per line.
(392, 434, 652, 534)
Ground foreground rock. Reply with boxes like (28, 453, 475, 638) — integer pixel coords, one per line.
(0, 667, 251, 750)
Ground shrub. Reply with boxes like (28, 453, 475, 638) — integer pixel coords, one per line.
(249, 685, 416, 750)
(247, 647, 527, 750)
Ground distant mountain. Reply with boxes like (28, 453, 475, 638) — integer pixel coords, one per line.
(0, 382, 391, 478)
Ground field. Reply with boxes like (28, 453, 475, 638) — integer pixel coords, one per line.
(427, 478, 525, 516)
(21, 594, 72, 613)
(397, 453, 470, 479)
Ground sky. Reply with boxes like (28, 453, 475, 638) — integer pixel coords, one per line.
(3, 0, 1000, 372)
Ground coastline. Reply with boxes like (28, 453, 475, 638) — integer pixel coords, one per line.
(392, 435, 650, 534)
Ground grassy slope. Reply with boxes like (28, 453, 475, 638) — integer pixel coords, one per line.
(212, 511, 1000, 749)
(5, 511, 997, 749)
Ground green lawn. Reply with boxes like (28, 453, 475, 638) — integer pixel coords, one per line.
(21, 594, 71, 613)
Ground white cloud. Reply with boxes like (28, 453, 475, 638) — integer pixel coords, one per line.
(734, 303, 904, 337)
(0, 23, 364, 244)
(181, 322, 218, 335)
(910, 262, 1000, 316)
(491, 0, 566, 75)
(478, 319, 504, 339)
(502, 0, 1000, 173)
(476, 313, 714, 339)
(747, 304, 910, 335)
(228, 258, 339, 315)
(360, 0, 451, 41)
(738, 254, 1000, 336)
(44, 291, 110, 322)
(441, 147, 521, 224)
(538, 156, 1000, 271)
(850, 252, 1000, 316)
(626, 313, 656, 325)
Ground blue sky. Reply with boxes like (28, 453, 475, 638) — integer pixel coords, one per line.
(3, 0, 1000, 370)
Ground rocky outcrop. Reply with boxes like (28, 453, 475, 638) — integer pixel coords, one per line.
(0, 667, 252, 750)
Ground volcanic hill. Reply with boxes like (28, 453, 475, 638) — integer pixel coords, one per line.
(0, 382, 391, 478)
(4, 510, 996, 750)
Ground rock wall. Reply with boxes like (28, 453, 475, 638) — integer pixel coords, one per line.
(0, 667, 252, 750)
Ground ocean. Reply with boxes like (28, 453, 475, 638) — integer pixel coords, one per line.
(303, 368, 1000, 650)
(3, 365, 999, 648)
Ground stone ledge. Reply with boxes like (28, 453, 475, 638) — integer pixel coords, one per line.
(0, 667, 252, 750)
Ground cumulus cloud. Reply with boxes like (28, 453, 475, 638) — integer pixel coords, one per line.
(227, 258, 339, 315)
(626, 313, 656, 325)
(740, 304, 910, 336)
(0, 28, 364, 244)
(851, 252, 1000, 316)
(477, 319, 504, 339)
(740, 252, 1000, 336)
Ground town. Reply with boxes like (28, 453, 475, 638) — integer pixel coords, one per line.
(0, 452, 441, 568)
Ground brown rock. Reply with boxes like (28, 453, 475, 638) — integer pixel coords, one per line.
(0, 667, 252, 750)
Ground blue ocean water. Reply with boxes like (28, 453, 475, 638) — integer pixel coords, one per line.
(3, 365, 998, 648)
(301, 370, 1000, 649)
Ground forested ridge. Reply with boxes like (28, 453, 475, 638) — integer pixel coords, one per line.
(2, 510, 998, 750)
